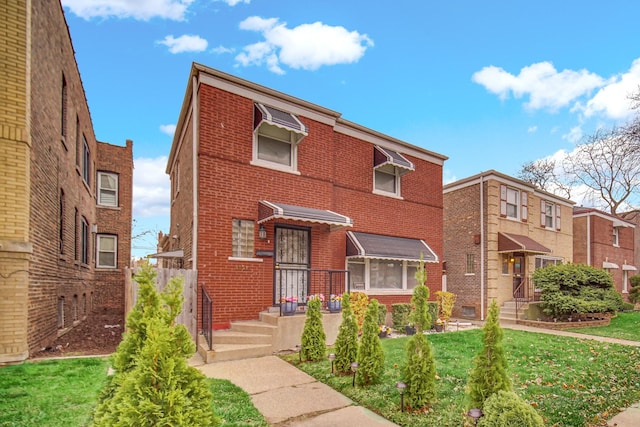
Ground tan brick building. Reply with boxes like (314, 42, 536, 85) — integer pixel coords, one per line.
(443, 171, 574, 320)
(0, 1, 132, 363)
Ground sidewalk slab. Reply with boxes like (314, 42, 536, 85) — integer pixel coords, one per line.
(608, 402, 640, 426)
(285, 405, 398, 427)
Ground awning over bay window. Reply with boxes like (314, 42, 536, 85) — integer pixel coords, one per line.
(254, 103, 308, 143)
(497, 232, 551, 254)
(346, 231, 438, 262)
(258, 200, 353, 228)
(374, 146, 415, 174)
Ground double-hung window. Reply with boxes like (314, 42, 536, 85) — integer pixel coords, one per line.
(96, 235, 117, 268)
(97, 172, 118, 207)
(613, 227, 620, 246)
(373, 146, 414, 198)
(81, 216, 89, 265)
(500, 184, 528, 222)
(540, 199, 561, 230)
(82, 136, 90, 186)
(252, 103, 307, 173)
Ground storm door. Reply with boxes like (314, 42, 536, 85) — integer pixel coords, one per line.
(274, 226, 310, 305)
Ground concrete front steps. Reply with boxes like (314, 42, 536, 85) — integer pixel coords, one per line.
(500, 300, 529, 322)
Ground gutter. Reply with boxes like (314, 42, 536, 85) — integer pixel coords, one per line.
(480, 174, 485, 320)
(192, 74, 199, 270)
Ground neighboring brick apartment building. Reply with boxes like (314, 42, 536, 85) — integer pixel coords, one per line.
(443, 171, 574, 320)
(573, 207, 636, 295)
(165, 63, 447, 329)
(0, 1, 132, 363)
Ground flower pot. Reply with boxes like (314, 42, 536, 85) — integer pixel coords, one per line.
(282, 301, 298, 316)
(434, 324, 443, 332)
(328, 300, 342, 313)
(405, 325, 416, 335)
(378, 331, 388, 338)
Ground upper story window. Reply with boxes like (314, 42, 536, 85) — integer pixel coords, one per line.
(61, 74, 68, 141)
(81, 216, 89, 265)
(231, 219, 255, 259)
(252, 103, 307, 173)
(373, 146, 414, 198)
(59, 189, 65, 255)
(96, 235, 117, 268)
(171, 161, 180, 202)
(500, 185, 528, 222)
(540, 200, 561, 230)
(82, 136, 91, 186)
(97, 172, 118, 207)
(613, 227, 620, 246)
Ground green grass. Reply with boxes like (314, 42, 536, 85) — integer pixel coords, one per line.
(0, 357, 267, 427)
(568, 311, 640, 341)
(283, 329, 640, 426)
(0, 357, 110, 427)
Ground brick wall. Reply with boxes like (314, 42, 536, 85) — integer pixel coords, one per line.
(172, 79, 444, 326)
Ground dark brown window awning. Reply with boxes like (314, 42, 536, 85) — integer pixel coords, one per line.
(374, 146, 415, 174)
(347, 231, 438, 262)
(498, 232, 551, 254)
(258, 201, 353, 228)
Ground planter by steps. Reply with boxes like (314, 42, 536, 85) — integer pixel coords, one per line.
(327, 300, 342, 313)
(282, 302, 298, 316)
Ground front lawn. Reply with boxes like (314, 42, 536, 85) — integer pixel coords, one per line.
(283, 329, 640, 426)
(568, 311, 640, 341)
(0, 357, 267, 427)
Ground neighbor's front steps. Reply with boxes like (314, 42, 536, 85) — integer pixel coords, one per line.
(500, 300, 529, 322)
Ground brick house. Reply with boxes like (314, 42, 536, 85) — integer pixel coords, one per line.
(0, 1, 132, 363)
(165, 63, 447, 330)
(573, 207, 637, 295)
(443, 171, 574, 320)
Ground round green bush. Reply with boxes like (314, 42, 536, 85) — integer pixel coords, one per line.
(477, 391, 544, 427)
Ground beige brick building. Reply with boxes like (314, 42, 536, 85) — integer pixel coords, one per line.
(443, 171, 574, 320)
(0, 1, 132, 363)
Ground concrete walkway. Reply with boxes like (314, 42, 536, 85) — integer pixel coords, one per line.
(192, 323, 640, 426)
(192, 355, 398, 426)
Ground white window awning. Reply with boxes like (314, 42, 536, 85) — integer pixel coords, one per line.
(374, 146, 414, 174)
(258, 200, 353, 228)
(346, 231, 438, 262)
(623, 264, 637, 271)
(147, 249, 184, 259)
(603, 261, 619, 269)
(254, 103, 308, 142)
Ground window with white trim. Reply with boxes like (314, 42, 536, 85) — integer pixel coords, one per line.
(534, 256, 562, 269)
(96, 235, 117, 268)
(374, 165, 400, 196)
(613, 227, 619, 246)
(97, 172, 118, 207)
(253, 122, 303, 173)
(506, 188, 519, 218)
(544, 201, 554, 228)
(232, 219, 255, 258)
(500, 185, 528, 221)
(347, 259, 420, 291)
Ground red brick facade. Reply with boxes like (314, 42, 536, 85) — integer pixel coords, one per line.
(573, 207, 636, 295)
(167, 65, 446, 328)
(0, 1, 133, 360)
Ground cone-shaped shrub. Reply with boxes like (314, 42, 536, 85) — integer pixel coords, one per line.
(300, 295, 326, 362)
(356, 299, 385, 386)
(93, 263, 218, 426)
(466, 299, 512, 410)
(401, 259, 436, 410)
(333, 293, 359, 374)
(477, 390, 544, 427)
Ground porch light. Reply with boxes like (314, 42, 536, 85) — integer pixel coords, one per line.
(351, 362, 359, 387)
(395, 381, 407, 412)
(259, 225, 267, 240)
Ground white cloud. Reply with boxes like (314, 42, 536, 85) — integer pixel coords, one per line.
(133, 156, 170, 218)
(443, 170, 457, 185)
(581, 58, 640, 120)
(562, 125, 583, 144)
(235, 17, 374, 74)
(158, 34, 208, 53)
(472, 61, 605, 111)
(159, 124, 176, 136)
(212, 45, 235, 54)
(215, 0, 250, 5)
(61, 0, 194, 21)
(527, 126, 538, 133)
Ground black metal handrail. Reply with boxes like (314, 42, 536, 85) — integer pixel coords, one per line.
(513, 275, 538, 320)
(276, 266, 349, 315)
(201, 287, 213, 350)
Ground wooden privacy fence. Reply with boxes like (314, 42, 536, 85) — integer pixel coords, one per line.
(124, 268, 198, 342)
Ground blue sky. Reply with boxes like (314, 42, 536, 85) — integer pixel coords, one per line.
(60, 0, 640, 256)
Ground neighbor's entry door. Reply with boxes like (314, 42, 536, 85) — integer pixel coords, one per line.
(274, 226, 310, 305)
(512, 255, 525, 298)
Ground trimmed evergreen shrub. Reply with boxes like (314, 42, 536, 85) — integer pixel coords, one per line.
(629, 283, 640, 304)
(426, 302, 438, 329)
(466, 299, 511, 410)
(355, 299, 385, 386)
(378, 302, 388, 325)
(300, 295, 327, 362)
(435, 290, 457, 323)
(477, 391, 544, 427)
(333, 293, 359, 375)
(93, 263, 218, 426)
(401, 259, 437, 410)
(391, 303, 412, 330)
(350, 292, 369, 332)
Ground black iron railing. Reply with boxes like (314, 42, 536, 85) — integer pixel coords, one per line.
(514, 275, 540, 320)
(276, 266, 349, 316)
(201, 287, 212, 350)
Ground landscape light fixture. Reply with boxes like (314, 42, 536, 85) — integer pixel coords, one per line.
(328, 353, 336, 374)
(395, 381, 407, 412)
(350, 362, 359, 387)
(467, 408, 483, 425)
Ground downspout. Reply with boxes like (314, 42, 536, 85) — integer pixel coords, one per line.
(586, 215, 591, 266)
(192, 74, 199, 270)
(480, 174, 485, 320)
